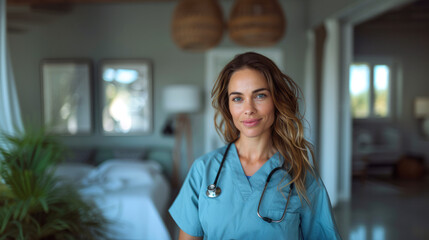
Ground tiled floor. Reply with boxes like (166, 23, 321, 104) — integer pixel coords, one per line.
(334, 175, 429, 240)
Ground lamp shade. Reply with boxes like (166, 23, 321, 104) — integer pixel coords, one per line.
(171, 0, 224, 51)
(414, 97, 429, 118)
(228, 0, 286, 47)
(163, 85, 201, 114)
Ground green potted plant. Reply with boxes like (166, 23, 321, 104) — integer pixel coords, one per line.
(0, 130, 109, 240)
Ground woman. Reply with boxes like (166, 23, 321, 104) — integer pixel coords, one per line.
(169, 52, 341, 240)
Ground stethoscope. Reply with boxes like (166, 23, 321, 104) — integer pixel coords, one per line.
(206, 142, 294, 223)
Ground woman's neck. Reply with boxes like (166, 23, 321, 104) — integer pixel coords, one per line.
(235, 133, 276, 164)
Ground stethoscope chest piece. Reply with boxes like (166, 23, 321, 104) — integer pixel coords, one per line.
(206, 184, 221, 198)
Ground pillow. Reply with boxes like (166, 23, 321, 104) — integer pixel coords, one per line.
(113, 149, 146, 160)
(93, 149, 146, 165)
(53, 162, 95, 186)
(90, 159, 161, 188)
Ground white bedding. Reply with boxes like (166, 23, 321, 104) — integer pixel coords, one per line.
(55, 159, 171, 240)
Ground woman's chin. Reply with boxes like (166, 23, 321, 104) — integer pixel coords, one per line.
(239, 130, 267, 139)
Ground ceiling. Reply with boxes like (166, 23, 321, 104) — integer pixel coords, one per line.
(356, 0, 429, 31)
(6, 0, 177, 33)
(10, 0, 428, 33)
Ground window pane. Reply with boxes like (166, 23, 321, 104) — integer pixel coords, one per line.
(350, 64, 370, 118)
(374, 65, 390, 117)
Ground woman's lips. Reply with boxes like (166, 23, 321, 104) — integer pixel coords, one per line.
(242, 119, 261, 127)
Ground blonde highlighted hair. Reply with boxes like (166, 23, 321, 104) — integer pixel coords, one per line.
(211, 52, 316, 203)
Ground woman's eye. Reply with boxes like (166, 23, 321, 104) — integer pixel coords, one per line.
(232, 97, 242, 102)
(256, 93, 267, 99)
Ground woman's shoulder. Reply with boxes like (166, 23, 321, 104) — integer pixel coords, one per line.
(192, 144, 230, 170)
(303, 169, 329, 196)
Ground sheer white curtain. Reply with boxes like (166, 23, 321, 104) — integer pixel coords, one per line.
(319, 18, 340, 207)
(0, 0, 23, 140)
(303, 31, 317, 146)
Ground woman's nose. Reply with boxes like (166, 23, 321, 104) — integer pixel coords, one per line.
(244, 100, 256, 115)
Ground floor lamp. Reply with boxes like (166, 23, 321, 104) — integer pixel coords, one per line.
(163, 85, 201, 188)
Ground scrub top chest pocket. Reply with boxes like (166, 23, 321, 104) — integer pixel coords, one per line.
(263, 183, 302, 233)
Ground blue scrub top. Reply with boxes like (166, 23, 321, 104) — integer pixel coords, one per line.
(169, 144, 342, 240)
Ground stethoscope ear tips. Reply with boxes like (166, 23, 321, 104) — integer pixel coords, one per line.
(206, 184, 221, 198)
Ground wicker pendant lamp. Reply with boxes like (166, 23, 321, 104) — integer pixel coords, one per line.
(228, 0, 286, 47)
(171, 0, 224, 51)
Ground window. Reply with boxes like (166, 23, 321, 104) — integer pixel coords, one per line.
(349, 61, 392, 119)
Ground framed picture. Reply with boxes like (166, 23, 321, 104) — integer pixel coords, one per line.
(41, 59, 93, 135)
(99, 59, 153, 135)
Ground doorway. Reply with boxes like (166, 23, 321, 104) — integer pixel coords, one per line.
(335, 1, 429, 239)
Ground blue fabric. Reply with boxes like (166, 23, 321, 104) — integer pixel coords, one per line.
(169, 143, 342, 240)
(246, 175, 251, 180)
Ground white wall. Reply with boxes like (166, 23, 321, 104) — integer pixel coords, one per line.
(8, 0, 308, 163)
(308, 0, 363, 27)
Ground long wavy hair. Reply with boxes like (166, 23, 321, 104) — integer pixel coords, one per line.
(211, 52, 316, 203)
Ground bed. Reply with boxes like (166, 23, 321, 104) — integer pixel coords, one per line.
(54, 159, 172, 240)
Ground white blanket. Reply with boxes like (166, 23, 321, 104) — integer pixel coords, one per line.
(55, 160, 171, 240)
(84, 175, 171, 240)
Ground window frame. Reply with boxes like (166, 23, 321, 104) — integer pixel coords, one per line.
(351, 56, 396, 121)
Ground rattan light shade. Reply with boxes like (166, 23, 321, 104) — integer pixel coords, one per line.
(171, 0, 224, 51)
(228, 0, 286, 47)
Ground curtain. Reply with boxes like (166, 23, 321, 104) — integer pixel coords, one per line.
(304, 24, 327, 159)
(319, 18, 341, 207)
(0, 0, 23, 141)
(303, 31, 316, 146)
(305, 19, 341, 207)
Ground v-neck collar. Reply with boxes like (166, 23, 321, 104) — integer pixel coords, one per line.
(229, 143, 283, 200)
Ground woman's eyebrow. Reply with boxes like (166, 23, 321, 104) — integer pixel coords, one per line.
(229, 91, 242, 96)
(252, 88, 269, 93)
(229, 88, 269, 96)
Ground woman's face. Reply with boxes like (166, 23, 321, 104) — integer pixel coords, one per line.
(228, 68, 275, 140)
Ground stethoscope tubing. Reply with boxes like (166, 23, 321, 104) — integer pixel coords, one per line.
(213, 142, 233, 187)
(206, 142, 294, 223)
(206, 142, 233, 198)
(257, 167, 294, 223)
